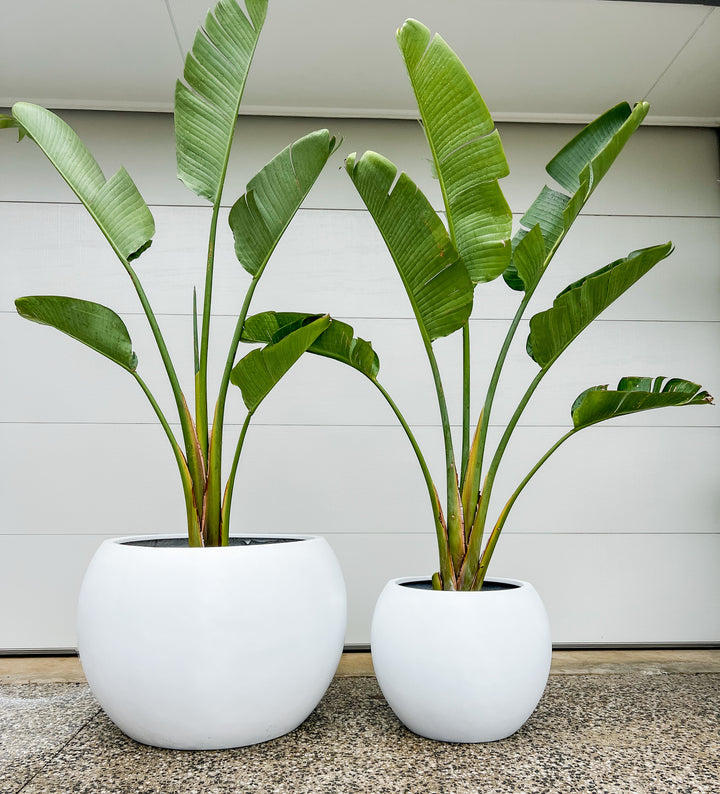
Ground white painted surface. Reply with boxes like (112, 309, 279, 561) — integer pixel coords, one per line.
(0, 113, 717, 649)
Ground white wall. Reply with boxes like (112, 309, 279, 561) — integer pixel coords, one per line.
(1, 111, 718, 650)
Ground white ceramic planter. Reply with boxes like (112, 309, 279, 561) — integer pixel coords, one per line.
(77, 534, 346, 750)
(371, 577, 551, 743)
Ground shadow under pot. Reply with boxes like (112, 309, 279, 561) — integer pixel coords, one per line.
(371, 576, 551, 743)
(77, 534, 347, 750)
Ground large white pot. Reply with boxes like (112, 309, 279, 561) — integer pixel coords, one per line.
(77, 534, 346, 750)
(371, 577, 551, 743)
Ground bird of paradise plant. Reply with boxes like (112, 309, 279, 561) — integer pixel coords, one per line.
(245, 19, 713, 591)
(0, 0, 361, 547)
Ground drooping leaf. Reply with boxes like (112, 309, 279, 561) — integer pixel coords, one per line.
(571, 376, 713, 429)
(175, 0, 268, 203)
(11, 103, 154, 261)
(346, 150, 473, 342)
(504, 102, 649, 292)
(230, 314, 331, 412)
(527, 242, 673, 368)
(396, 19, 512, 284)
(228, 130, 339, 276)
(15, 296, 137, 371)
(242, 311, 380, 379)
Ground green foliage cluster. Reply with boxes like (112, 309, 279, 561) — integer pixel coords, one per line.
(2, 2, 712, 585)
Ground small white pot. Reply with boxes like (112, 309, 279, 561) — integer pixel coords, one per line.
(77, 534, 346, 750)
(371, 577, 551, 743)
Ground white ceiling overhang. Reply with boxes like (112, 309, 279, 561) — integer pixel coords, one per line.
(1, 0, 719, 125)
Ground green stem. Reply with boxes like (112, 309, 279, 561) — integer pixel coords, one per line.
(196, 201, 222, 462)
(470, 288, 534, 508)
(461, 321, 471, 485)
(204, 274, 262, 543)
(461, 366, 547, 586)
(472, 427, 578, 590)
(220, 411, 254, 544)
(422, 332, 464, 579)
(371, 378, 453, 586)
(132, 370, 202, 546)
(122, 259, 198, 474)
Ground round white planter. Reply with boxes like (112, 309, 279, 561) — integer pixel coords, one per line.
(371, 577, 551, 743)
(77, 534, 346, 750)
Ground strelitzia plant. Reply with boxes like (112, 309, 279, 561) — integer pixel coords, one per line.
(0, 0, 355, 547)
(248, 19, 713, 590)
(343, 20, 714, 590)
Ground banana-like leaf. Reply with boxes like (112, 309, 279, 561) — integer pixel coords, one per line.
(230, 314, 331, 412)
(346, 151, 473, 342)
(504, 102, 649, 292)
(242, 311, 379, 378)
(228, 130, 339, 276)
(16, 296, 137, 371)
(11, 103, 154, 261)
(572, 377, 713, 429)
(527, 242, 673, 369)
(175, 0, 267, 202)
(396, 20, 512, 284)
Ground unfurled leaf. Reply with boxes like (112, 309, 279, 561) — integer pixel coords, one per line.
(229, 130, 339, 276)
(230, 314, 331, 412)
(527, 243, 672, 369)
(397, 19, 512, 283)
(11, 103, 154, 261)
(504, 102, 649, 291)
(175, 0, 267, 202)
(242, 311, 379, 378)
(571, 377, 713, 429)
(346, 150, 473, 342)
(16, 296, 137, 370)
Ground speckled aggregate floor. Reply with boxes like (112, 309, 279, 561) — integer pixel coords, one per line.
(2, 672, 718, 794)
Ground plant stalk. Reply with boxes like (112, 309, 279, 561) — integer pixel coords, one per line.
(472, 427, 578, 590)
(220, 411, 254, 544)
(461, 366, 547, 586)
(461, 321, 471, 484)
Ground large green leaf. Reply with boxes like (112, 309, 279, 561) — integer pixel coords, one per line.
(175, 0, 267, 203)
(15, 296, 137, 371)
(527, 242, 673, 368)
(11, 103, 154, 261)
(572, 377, 713, 429)
(345, 150, 473, 342)
(396, 19, 512, 284)
(504, 102, 649, 292)
(228, 130, 339, 276)
(230, 314, 331, 411)
(242, 311, 379, 378)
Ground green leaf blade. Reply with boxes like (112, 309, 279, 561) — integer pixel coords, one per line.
(397, 19, 512, 284)
(242, 311, 380, 379)
(175, 0, 267, 203)
(571, 377, 713, 429)
(15, 296, 137, 371)
(230, 314, 331, 412)
(11, 103, 154, 261)
(527, 242, 673, 369)
(504, 101, 649, 293)
(228, 129, 338, 276)
(345, 150, 473, 342)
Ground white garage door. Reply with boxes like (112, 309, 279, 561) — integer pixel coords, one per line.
(1, 112, 718, 649)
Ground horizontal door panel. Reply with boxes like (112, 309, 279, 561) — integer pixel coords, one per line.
(2, 424, 716, 539)
(3, 204, 718, 322)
